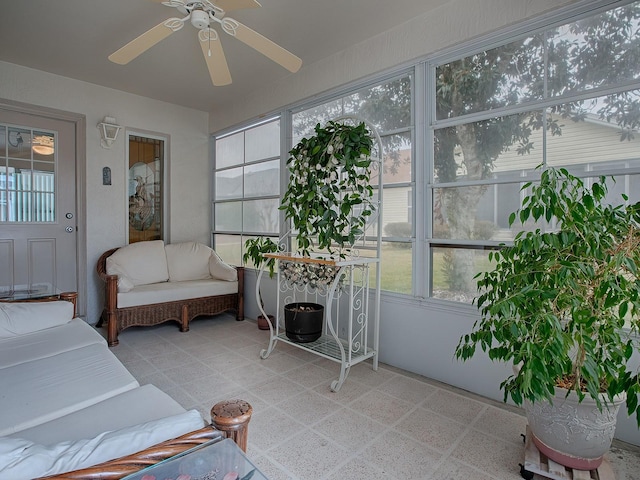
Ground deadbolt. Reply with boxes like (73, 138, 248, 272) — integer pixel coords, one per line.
(66, 213, 74, 219)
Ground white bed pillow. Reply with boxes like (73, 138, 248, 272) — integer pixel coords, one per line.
(165, 242, 214, 282)
(0, 301, 74, 338)
(209, 250, 238, 282)
(0, 409, 205, 479)
(106, 240, 169, 286)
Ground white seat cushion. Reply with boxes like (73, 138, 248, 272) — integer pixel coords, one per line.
(0, 318, 105, 370)
(9, 384, 187, 445)
(0, 344, 139, 436)
(117, 279, 238, 308)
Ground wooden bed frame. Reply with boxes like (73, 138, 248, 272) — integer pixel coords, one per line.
(38, 399, 253, 480)
(97, 247, 244, 346)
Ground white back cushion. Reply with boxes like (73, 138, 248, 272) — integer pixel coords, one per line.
(165, 242, 213, 282)
(106, 240, 169, 286)
(0, 301, 74, 338)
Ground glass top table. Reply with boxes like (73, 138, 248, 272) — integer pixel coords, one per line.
(121, 438, 268, 480)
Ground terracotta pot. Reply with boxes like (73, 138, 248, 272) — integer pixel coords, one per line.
(257, 314, 274, 330)
(524, 387, 625, 470)
(284, 302, 323, 343)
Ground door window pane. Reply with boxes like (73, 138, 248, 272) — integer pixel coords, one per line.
(1, 125, 56, 223)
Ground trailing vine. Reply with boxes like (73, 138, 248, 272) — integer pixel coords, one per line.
(280, 120, 375, 256)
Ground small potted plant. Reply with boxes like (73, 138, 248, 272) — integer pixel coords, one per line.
(243, 237, 278, 330)
(455, 167, 640, 470)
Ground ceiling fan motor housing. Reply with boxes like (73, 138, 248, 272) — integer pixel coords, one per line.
(191, 9, 210, 29)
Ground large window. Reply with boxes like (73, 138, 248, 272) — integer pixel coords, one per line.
(429, 1, 640, 302)
(213, 118, 280, 266)
(214, 1, 640, 305)
(292, 74, 414, 294)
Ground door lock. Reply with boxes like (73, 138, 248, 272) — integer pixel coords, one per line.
(65, 226, 74, 233)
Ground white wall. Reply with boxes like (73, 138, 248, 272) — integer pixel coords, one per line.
(0, 61, 210, 325)
(215, 0, 640, 446)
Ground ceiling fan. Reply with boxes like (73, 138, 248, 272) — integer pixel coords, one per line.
(108, 0, 302, 86)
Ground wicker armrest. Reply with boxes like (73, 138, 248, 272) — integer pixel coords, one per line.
(37, 400, 253, 480)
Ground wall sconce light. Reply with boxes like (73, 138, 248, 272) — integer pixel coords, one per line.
(97, 116, 122, 149)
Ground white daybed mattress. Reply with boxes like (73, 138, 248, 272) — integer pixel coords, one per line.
(0, 343, 138, 436)
(0, 318, 106, 370)
(9, 384, 189, 445)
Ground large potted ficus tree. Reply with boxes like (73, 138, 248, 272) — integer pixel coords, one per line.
(455, 167, 640, 470)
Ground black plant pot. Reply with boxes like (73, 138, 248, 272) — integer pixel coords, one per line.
(284, 302, 324, 343)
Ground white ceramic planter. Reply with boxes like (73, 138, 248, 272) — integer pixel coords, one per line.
(524, 387, 625, 470)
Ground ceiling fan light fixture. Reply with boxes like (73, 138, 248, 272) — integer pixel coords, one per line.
(191, 9, 210, 29)
(32, 135, 55, 156)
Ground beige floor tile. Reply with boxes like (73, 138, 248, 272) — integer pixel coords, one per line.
(277, 389, 342, 426)
(354, 389, 414, 425)
(422, 388, 486, 425)
(323, 458, 387, 480)
(395, 406, 468, 452)
(282, 362, 340, 389)
(250, 375, 307, 405)
(429, 459, 496, 480)
(473, 404, 527, 445)
(376, 373, 439, 404)
(313, 407, 385, 450)
(268, 430, 350, 479)
(249, 406, 308, 451)
(450, 429, 525, 480)
(361, 429, 442, 478)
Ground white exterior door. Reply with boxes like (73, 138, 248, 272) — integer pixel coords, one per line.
(0, 109, 77, 296)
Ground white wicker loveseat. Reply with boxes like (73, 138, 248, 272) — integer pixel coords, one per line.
(97, 240, 244, 346)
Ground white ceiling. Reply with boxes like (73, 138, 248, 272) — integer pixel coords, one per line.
(0, 0, 448, 112)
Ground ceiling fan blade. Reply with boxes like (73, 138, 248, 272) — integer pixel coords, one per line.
(199, 29, 232, 86)
(215, 0, 261, 12)
(222, 18, 302, 73)
(108, 18, 184, 65)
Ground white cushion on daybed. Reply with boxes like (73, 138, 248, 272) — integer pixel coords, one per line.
(0, 318, 105, 370)
(117, 279, 239, 308)
(0, 301, 74, 338)
(0, 409, 205, 479)
(106, 239, 169, 287)
(0, 344, 138, 436)
(10, 384, 188, 445)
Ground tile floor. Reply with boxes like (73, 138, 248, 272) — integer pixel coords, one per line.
(107, 314, 640, 480)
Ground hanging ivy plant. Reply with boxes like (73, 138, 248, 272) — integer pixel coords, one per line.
(280, 120, 375, 257)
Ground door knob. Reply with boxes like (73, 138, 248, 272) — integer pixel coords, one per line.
(65, 226, 74, 233)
